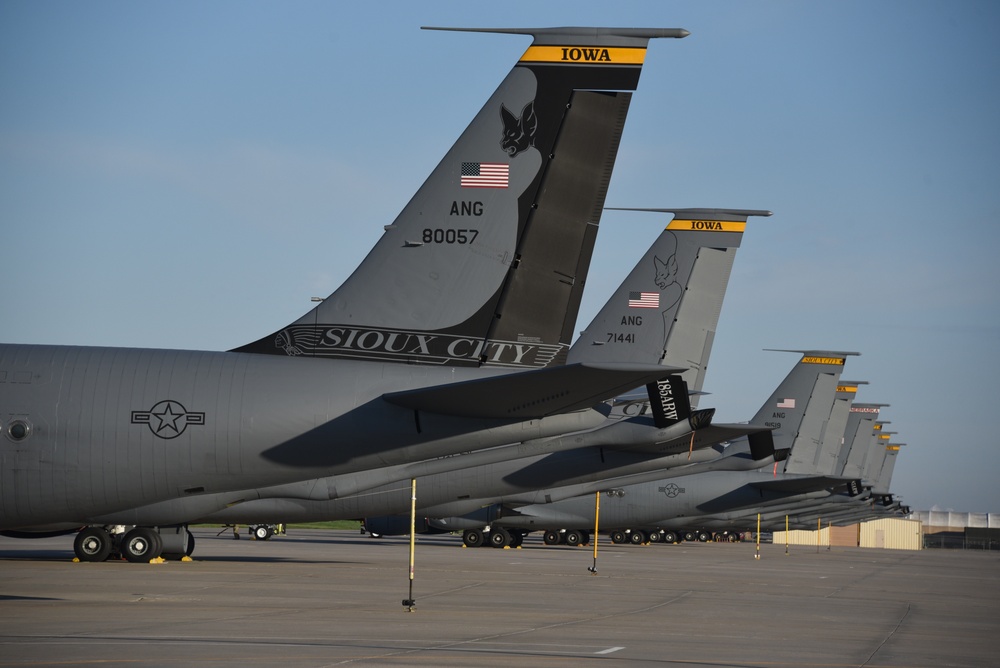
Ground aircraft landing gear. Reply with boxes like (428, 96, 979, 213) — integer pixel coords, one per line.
(121, 527, 163, 562)
(73, 525, 191, 562)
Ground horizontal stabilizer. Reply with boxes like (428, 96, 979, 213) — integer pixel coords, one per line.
(749, 475, 857, 495)
(383, 362, 685, 420)
(689, 423, 774, 452)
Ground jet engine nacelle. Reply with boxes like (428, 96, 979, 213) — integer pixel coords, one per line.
(426, 504, 504, 532)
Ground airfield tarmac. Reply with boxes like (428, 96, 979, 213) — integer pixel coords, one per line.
(0, 528, 997, 667)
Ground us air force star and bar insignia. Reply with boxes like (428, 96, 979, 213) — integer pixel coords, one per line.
(131, 400, 206, 439)
(658, 482, 686, 498)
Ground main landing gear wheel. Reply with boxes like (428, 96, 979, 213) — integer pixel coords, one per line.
(629, 531, 646, 545)
(74, 527, 112, 562)
(610, 530, 627, 544)
(121, 527, 163, 562)
(253, 525, 274, 541)
(489, 528, 511, 548)
(463, 529, 485, 548)
(564, 530, 584, 547)
(543, 530, 561, 546)
(662, 530, 679, 544)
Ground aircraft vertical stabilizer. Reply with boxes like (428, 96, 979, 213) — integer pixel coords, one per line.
(569, 209, 770, 398)
(234, 27, 688, 368)
(811, 380, 866, 475)
(838, 404, 888, 477)
(872, 442, 904, 495)
(747, 350, 857, 472)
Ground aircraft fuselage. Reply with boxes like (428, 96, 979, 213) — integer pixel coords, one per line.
(0, 344, 605, 529)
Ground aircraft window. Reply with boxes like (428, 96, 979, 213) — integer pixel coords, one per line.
(7, 420, 30, 441)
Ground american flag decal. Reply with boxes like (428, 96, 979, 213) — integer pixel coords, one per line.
(628, 291, 660, 308)
(461, 162, 509, 188)
(777, 398, 796, 409)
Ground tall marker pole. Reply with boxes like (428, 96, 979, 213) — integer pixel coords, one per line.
(403, 478, 417, 611)
(755, 513, 761, 560)
(589, 491, 601, 573)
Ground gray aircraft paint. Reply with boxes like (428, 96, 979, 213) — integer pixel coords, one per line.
(0, 27, 690, 533)
(481, 351, 854, 533)
(784, 377, 863, 476)
(236, 28, 689, 367)
(838, 404, 889, 479)
(94, 208, 767, 528)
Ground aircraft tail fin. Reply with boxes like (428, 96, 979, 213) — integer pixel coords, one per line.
(838, 403, 888, 478)
(786, 378, 867, 477)
(749, 350, 858, 474)
(569, 209, 770, 399)
(824, 381, 867, 475)
(234, 27, 688, 369)
(871, 443, 903, 495)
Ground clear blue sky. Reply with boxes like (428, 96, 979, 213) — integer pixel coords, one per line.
(2, 1, 998, 513)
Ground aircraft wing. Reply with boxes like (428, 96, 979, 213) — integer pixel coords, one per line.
(383, 363, 685, 420)
(748, 475, 858, 495)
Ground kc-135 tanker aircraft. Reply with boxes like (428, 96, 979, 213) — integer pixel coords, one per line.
(1, 25, 909, 562)
(0, 27, 694, 560)
(78, 208, 771, 559)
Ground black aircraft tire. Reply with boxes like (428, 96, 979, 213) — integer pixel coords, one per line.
(662, 530, 679, 544)
(489, 528, 511, 548)
(629, 531, 646, 545)
(509, 532, 523, 548)
(253, 525, 272, 541)
(697, 531, 711, 542)
(565, 530, 583, 547)
(610, 530, 626, 544)
(543, 530, 561, 546)
(74, 527, 112, 562)
(648, 531, 662, 543)
(463, 529, 484, 548)
(122, 527, 162, 563)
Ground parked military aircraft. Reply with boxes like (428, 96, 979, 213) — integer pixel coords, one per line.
(63, 207, 768, 557)
(466, 350, 859, 544)
(627, 386, 907, 536)
(0, 27, 690, 561)
(769, 433, 908, 530)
